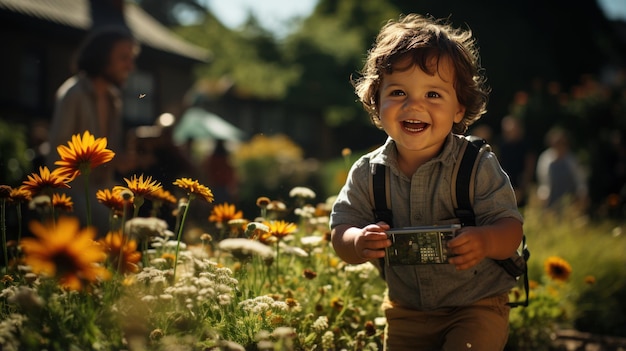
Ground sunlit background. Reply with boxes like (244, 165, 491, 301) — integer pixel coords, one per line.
(1, 1, 626, 349)
(205, 0, 626, 33)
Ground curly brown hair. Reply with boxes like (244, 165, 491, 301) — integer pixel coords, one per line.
(352, 14, 490, 134)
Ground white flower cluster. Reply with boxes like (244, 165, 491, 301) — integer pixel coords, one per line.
(192, 257, 219, 271)
(308, 215, 330, 226)
(311, 315, 329, 332)
(218, 238, 275, 259)
(173, 274, 235, 306)
(135, 266, 170, 286)
(7, 286, 44, 311)
(0, 285, 18, 300)
(271, 326, 296, 339)
(289, 187, 316, 199)
(321, 330, 335, 349)
(135, 256, 240, 312)
(239, 295, 289, 315)
(151, 238, 186, 251)
(0, 313, 27, 351)
(214, 267, 239, 286)
(344, 261, 378, 279)
(300, 235, 324, 247)
(125, 217, 169, 240)
(278, 242, 309, 257)
(294, 204, 316, 218)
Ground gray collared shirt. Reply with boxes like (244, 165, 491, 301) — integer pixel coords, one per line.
(330, 134, 524, 310)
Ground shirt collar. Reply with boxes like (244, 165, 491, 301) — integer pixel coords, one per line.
(76, 73, 122, 99)
(369, 133, 461, 174)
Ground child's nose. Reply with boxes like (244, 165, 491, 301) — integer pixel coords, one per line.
(402, 95, 426, 111)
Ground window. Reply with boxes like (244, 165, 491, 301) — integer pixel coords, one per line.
(18, 51, 43, 110)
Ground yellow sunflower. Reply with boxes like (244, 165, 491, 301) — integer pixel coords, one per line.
(9, 185, 32, 204)
(99, 230, 141, 274)
(173, 178, 214, 203)
(330, 296, 344, 311)
(22, 166, 71, 196)
(116, 174, 162, 198)
(147, 188, 177, 205)
(96, 188, 127, 215)
(161, 252, 176, 264)
(256, 230, 276, 245)
(54, 131, 115, 179)
(52, 193, 73, 213)
(209, 203, 243, 225)
(544, 256, 572, 282)
(20, 217, 111, 291)
(264, 220, 298, 240)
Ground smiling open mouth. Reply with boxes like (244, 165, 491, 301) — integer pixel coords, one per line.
(403, 120, 429, 132)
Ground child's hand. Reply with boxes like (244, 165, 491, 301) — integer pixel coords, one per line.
(446, 218, 523, 270)
(446, 227, 489, 270)
(353, 222, 392, 260)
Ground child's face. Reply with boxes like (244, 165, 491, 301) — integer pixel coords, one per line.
(378, 56, 465, 161)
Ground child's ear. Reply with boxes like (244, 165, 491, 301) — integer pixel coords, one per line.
(453, 106, 466, 123)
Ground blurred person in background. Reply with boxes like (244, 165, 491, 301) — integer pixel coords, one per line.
(536, 126, 588, 212)
(498, 115, 535, 208)
(46, 27, 139, 234)
(200, 139, 238, 204)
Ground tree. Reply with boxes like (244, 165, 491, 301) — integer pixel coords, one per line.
(388, 0, 625, 127)
(172, 11, 300, 100)
(137, 0, 625, 159)
(277, 0, 402, 154)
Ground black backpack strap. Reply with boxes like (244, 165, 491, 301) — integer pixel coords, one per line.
(371, 163, 392, 279)
(454, 136, 529, 307)
(508, 236, 530, 308)
(371, 163, 393, 226)
(453, 137, 486, 226)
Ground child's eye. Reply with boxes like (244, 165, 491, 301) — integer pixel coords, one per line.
(426, 91, 441, 98)
(390, 90, 406, 96)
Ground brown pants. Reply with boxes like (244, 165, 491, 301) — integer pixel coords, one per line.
(383, 293, 511, 351)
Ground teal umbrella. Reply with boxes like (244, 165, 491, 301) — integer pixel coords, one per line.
(173, 107, 246, 144)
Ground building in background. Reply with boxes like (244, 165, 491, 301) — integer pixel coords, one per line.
(0, 0, 209, 130)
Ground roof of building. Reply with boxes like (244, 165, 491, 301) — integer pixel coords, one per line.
(0, 0, 210, 63)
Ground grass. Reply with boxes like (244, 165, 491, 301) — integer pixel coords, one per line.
(510, 195, 626, 349)
(3, 167, 625, 350)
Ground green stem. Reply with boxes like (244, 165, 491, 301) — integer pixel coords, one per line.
(173, 220, 180, 237)
(133, 196, 144, 219)
(108, 210, 115, 231)
(16, 204, 22, 244)
(275, 240, 280, 284)
(173, 194, 194, 282)
(150, 201, 161, 218)
(117, 230, 127, 274)
(1, 199, 7, 271)
(118, 201, 130, 273)
(83, 170, 92, 228)
(142, 239, 148, 268)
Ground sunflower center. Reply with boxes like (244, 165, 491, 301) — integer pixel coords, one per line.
(52, 250, 83, 277)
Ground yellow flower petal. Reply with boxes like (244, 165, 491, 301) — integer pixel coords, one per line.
(21, 217, 110, 291)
